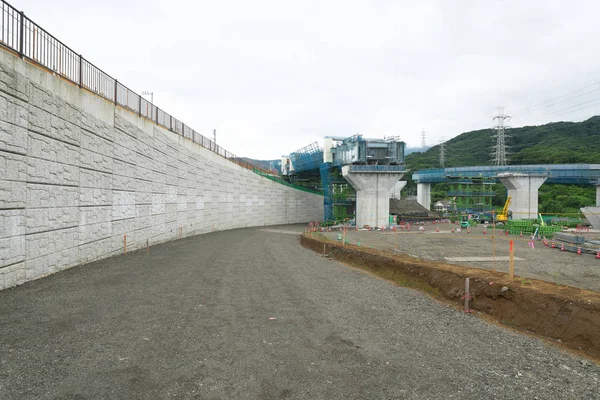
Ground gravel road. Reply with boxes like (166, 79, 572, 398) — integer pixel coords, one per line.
(1, 225, 599, 399)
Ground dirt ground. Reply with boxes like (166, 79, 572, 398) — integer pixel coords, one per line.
(321, 223, 600, 293)
(301, 234, 600, 360)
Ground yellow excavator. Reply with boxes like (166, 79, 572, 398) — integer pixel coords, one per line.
(495, 196, 512, 224)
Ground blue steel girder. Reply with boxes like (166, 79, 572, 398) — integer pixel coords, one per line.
(412, 164, 600, 185)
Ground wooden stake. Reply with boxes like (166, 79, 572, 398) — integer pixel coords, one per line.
(492, 222, 497, 272)
(509, 239, 515, 281)
(464, 278, 470, 312)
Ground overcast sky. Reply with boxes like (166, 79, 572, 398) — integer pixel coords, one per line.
(18, 0, 600, 159)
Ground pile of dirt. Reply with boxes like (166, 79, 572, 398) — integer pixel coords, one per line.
(301, 234, 600, 360)
(389, 199, 438, 218)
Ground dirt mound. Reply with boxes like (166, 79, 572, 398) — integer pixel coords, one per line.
(301, 234, 600, 360)
(389, 198, 437, 218)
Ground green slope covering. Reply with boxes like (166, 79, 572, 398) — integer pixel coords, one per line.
(405, 116, 600, 212)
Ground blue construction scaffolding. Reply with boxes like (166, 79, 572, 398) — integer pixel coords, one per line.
(289, 142, 324, 172)
(320, 162, 356, 223)
(320, 163, 334, 221)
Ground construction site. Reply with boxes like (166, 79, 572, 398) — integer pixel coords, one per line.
(284, 129, 600, 361)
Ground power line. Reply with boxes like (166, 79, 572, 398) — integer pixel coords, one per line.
(548, 96, 600, 117)
(516, 80, 600, 114)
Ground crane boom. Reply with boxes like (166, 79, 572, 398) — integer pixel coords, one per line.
(496, 196, 512, 223)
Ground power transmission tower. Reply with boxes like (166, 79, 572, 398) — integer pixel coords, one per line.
(420, 130, 426, 147)
(491, 108, 510, 166)
(439, 137, 446, 168)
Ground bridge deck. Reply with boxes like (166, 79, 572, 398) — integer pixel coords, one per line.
(413, 164, 600, 184)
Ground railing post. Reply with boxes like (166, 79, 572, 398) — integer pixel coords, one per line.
(169, 115, 172, 131)
(114, 79, 118, 105)
(78, 54, 82, 88)
(138, 95, 141, 117)
(18, 11, 24, 58)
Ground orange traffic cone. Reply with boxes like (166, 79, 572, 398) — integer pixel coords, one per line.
(505, 230, 509, 236)
(551, 242, 555, 249)
(561, 244, 565, 252)
(436, 226, 439, 233)
(577, 247, 581, 255)
(451, 227, 455, 233)
(467, 227, 471, 234)
(596, 250, 600, 259)
(519, 231, 523, 237)
(483, 228, 487, 234)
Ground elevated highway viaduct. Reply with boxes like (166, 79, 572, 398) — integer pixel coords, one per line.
(413, 165, 600, 218)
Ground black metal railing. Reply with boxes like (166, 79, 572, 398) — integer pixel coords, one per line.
(0, 0, 275, 175)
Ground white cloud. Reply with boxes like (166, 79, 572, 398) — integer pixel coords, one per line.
(17, 0, 600, 158)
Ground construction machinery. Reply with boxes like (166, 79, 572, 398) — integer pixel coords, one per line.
(495, 196, 512, 224)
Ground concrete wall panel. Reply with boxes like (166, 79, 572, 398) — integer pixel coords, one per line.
(0, 49, 322, 290)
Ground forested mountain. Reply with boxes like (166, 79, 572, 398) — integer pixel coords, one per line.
(406, 116, 600, 171)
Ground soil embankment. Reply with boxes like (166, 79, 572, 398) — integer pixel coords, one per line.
(301, 234, 600, 359)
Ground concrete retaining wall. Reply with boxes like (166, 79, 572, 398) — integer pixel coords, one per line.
(0, 49, 323, 290)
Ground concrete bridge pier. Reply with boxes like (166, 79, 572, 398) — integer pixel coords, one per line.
(581, 185, 600, 229)
(390, 180, 407, 199)
(498, 173, 547, 219)
(416, 183, 431, 210)
(342, 166, 404, 228)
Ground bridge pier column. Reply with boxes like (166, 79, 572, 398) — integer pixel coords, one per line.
(390, 180, 407, 199)
(498, 173, 547, 220)
(342, 166, 404, 228)
(416, 183, 431, 211)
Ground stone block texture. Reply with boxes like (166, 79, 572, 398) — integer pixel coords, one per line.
(0, 49, 323, 290)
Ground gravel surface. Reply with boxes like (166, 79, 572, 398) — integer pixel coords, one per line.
(323, 224, 600, 292)
(1, 224, 599, 399)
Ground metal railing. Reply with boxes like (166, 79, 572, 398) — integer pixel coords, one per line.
(0, 0, 276, 176)
(348, 165, 406, 172)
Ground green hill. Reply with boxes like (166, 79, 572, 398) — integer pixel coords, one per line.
(405, 116, 600, 212)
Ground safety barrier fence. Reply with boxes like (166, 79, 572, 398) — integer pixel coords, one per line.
(0, 0, 275, 176)
(252, 169, 323, 195)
